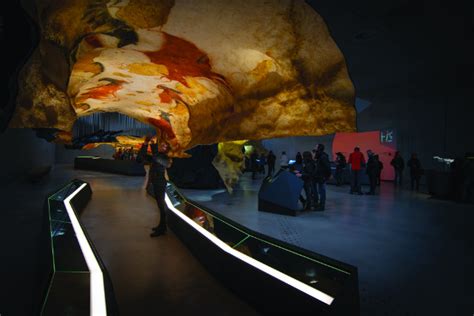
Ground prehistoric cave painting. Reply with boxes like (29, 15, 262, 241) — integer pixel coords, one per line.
(10, 0, 356, 161)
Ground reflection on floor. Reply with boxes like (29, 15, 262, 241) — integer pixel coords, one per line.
(1, 165, 473, 316)
(0, 165, 257, 316)
(182, 172, 474, 316)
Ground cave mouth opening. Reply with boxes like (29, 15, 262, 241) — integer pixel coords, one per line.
(73, 112, 155, 139)
(67, 112, 156, 149)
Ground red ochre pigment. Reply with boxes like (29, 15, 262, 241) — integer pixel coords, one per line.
(158, 88, 183, 104)
(145, 32, 228, 89)
(148, 117, 176, 140)
(84, 35, 103, 48)
(79, 82, 124, 101)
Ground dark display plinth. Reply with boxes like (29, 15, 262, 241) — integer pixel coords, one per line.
(38, 180, 118, 315)
(426, 169, 452, 199)
(258, 170, 303, 216)
(168, 145, 224, 189)
(74, 156, 146, 176)
(153, 182, 360, 315)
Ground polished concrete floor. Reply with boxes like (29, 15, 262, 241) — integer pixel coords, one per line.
(182, 172, 474, 316)
(0, 165, 257, 316)
(1, 165, 473, 315)
(79, 171, 258, 316)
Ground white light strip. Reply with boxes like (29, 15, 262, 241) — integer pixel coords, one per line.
(164, 194, 334, 305)
(64, 184, 107, 316)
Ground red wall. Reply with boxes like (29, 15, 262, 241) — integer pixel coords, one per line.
(332, 131, 396, 180)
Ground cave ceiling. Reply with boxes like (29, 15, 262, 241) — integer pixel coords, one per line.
(10, 0, 356, 157)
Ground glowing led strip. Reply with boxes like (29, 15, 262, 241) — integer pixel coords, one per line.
(64, 184, 107, 316)
(164, 194, 335, 305)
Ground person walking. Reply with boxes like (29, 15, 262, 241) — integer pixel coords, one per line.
(407, 153, 423, 191)
(267, 151, 276, 176)
(391, 151, 405, 186)
(335, 152, 347, 186)
(365, 150, 380, 195)
(348, 147, 365, 195)
(313, 144, 331, 210)
(137, 135, 172, 237)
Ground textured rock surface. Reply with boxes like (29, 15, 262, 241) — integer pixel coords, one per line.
(212, 140, 247, 192)
(11, 0, 356, 157)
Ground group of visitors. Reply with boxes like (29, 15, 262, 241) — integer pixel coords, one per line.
(113, 147, 136, 160)
(250, 144, 428, 210)
(346, 148, 423, 195)
(347, 147, 384, 195)
(294, 144, 332, 211)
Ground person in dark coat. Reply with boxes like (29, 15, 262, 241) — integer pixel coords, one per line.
(250, 151, 259, 179)
(335, 152, 347, 186)
(259, 153, 266, 174)
(376, 155, 383, 185)
(391, 151, 405, 186)
(292, 151, 303, 172)
(407, 153, 423, 191)
(267, 151, 276, 176)
(299, 151, 317, 210)
(137, 135, 172, 237)
(365, 150, 380, 195)
(296, 152, 303, 165)
(313, 144, 331, 210)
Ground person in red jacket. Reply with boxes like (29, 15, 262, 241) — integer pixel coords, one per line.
(348, 147, 366, 194)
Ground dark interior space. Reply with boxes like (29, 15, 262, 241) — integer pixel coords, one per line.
(1, 0, 473, 315)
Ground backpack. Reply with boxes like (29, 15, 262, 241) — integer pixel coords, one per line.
(322, 161, 332, 179)
(339, 156, 347, 168)
(319, 153, 332, 179)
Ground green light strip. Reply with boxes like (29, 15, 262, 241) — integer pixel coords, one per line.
(173, 186, 351, 275)
(46, 198, 56, 273)
(51, 219, 71, 224)
(40, 274, 55, 315)
(233, 235, 250, 249)
(42, 182, 76, 314)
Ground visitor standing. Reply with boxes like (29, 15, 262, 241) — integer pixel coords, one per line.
(391, 151, 405, 186)
(313, 144, 331, 210)
(335, 152, 347, 186)
(376, 155, 383, 185)
(259, 153, 267, 174)
(348, 147, 365, 195)
(299, 151, 317, 210)
(250, 151, 259, 180)
(407, 153, 423, 191)
(365, 150, 380, 195)
(137, 135, 172, 237)
(267, 151, 276, 176)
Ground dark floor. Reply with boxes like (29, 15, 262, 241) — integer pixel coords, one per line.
(80, 171, 258, 316)
(0, 165, 257, 316)
(1, 165, 473, 316)
(182, 172, 474, 316)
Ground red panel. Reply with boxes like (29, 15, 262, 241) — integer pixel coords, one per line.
(332, 131, 396, 180)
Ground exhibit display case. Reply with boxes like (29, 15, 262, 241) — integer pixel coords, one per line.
(39, 180, 117, 315)
(74, 156, 146, 176)
(163, 182, 360, 315)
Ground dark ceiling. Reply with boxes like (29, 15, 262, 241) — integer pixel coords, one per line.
(308, 0, 474, 99)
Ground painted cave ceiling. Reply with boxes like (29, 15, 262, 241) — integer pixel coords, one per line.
(8, 0, 356, 157)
